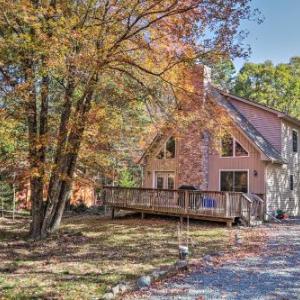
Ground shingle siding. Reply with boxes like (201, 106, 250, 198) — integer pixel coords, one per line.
(265, 120, 300, 216)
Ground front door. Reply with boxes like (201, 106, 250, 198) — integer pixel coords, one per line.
(155, 172, 175, 190)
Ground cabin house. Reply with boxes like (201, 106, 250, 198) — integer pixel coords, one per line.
(104, 65, 300, 226)
(139, 65, 300, 218)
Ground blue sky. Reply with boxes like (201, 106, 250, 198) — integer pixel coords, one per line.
(234, 0, 300, 71)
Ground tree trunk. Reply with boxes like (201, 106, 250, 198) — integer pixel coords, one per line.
(40, 75, 75, 238)
(29, 177, 44, 239)
(41, 85, 94, 237)
(25, 64, 45, 240)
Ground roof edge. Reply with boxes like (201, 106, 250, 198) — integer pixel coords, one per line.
(214, 87, 300, 127)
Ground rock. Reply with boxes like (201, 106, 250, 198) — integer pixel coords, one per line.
(102, 292, 114, 300)
(111, 283, 128, 295)
(235, 233, 243, 246)
(111, 285, 120, 296)
(203, 255, 213, 262)
(137, 275, 151, 289)
(118, 284, 128, 293)
(151, 269, 168, 280)
(178, 245, 189, 260)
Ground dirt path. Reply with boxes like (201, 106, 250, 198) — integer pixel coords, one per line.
(125, 218, 300, 300)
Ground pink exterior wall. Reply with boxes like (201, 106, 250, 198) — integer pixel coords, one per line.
(208, 127, 266, 195)
(142, 127, 208, 190)
(229, 98, 282, 151)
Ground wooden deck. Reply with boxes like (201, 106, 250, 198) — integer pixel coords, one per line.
(103, 187, 264, 226)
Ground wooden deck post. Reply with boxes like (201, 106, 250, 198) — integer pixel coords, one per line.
(141, 212, 145, 219)
(225, 193, 230, 217)
(184, 190, 189, 212)
(111, 208, 115, 220)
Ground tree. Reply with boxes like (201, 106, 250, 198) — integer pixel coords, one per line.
(233, 57, 300, 117)
(211, 59, 236, 91)
(119, 169, 137, 188)
(0, 0, 258, 239)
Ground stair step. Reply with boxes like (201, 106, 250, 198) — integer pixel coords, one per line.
(250, 220, 263, 226)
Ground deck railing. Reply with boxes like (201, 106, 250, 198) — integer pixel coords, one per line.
(103, 186, 264, 224)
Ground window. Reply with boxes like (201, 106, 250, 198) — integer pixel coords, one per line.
(235, 141, 249, 157)
(156, 137, 176, 159)
(166, 137, 175, 158)
(221, 134, 233, 157)
(220, 171, 248, 193)
(292, 130, 298, 152)
(167, 175, 175, 190)
(155, 172, 175, 189)
(290, 175, 294, 191)
(221, 134, 248, 157)
(156, 150, 164, 159)
(156, 176, 164, 189)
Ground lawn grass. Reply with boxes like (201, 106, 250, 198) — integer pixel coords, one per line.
(0, 213, 232, 300)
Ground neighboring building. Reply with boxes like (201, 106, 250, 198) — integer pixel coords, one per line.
(139, 65, 300, 217)
(16, 176, 98, 210)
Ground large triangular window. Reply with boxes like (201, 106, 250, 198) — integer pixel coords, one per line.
(235, 141, 248, 157)
(156, 137, 175, 159)
(221, 134, 248, 157)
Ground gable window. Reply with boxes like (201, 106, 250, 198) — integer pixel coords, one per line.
(235, 141, 249, 156)
(157, 149, 164, 159)
(156, 137, 176, 159)
(292, 130, 298, 152)
(221, 134, 248, 157)
(221, 134, 233, 157)
(290, 175, 294, 191)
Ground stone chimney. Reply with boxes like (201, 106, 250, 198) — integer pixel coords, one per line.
(177, 64, 211, 112)
(175, 64, 211, 190)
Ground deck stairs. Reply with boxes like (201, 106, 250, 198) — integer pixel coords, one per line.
(239, 193, 264, 227)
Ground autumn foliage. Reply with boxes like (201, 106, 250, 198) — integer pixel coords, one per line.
(0, 0, 257, 239)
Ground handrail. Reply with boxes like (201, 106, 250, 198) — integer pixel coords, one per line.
(239, 193, 264, 225)
(103, 187, 264, 225)
(103, 185, 243, 195)
(249, 193, 264, 202)
(241, 193, 253, 203)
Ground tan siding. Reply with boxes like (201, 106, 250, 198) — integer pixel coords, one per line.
(229, 98, 282, 151)
(143, 158, 177, 188)
(143, 133, 179, 188)
(208, 128, 266, 194)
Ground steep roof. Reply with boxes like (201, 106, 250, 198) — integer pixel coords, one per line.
(139, 86, 290, 165)
(216, 88, 300, 127)
(212, 88, 286, 164)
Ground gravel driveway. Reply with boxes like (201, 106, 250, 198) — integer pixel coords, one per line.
(125, 218, 300, 300)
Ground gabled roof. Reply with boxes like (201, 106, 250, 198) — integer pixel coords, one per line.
(212, 88, 286, 164)
(139, 86, 290, 165)
(216, 88, 300, 127)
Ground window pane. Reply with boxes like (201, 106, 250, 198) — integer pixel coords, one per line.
(221, 135, 233, 157)
(293, 131, 298, 152)
(168, 175, 174, 190)
(290, 175, 294, 191)
(234, 171, 248, 193)
(166, 137, 175, 158)
(156, 149, 164, 159)
(220, 171, 234, 191)
(235, 141, 248, 156)
(156, 176, 164, 189)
